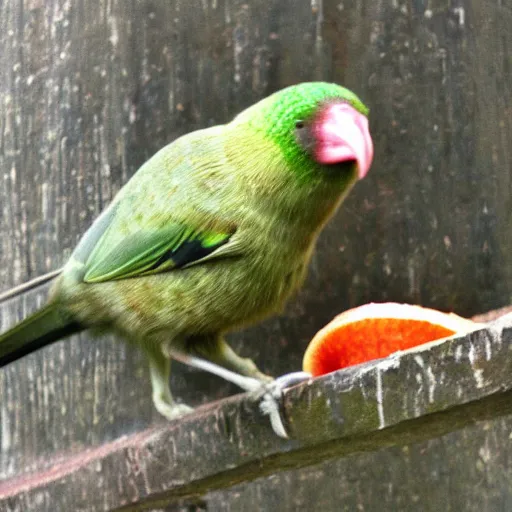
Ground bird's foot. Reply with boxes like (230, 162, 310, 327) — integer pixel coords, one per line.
(154, 399, 194, 420)
(252, 371, 312, 438)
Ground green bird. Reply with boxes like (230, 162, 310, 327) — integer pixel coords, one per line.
(0, 82, 373, 437)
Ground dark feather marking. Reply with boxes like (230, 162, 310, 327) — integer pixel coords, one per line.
(149, 236, 231, 271)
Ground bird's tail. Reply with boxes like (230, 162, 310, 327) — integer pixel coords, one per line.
(0, 302, 84, 367)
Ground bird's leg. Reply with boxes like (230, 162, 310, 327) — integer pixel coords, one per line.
(168, 337, 264, 392)
(188, 335, 273, 383)
(167, 335, 311, 438)
(146, 346, 193, 420)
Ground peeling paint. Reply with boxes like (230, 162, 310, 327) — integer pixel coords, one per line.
(473, 368, 485, 389)
(468, 343, 476, 365)
(426, 366, 436, 403)
(453, 7, 465, 26)
(376, 368, 386, 429)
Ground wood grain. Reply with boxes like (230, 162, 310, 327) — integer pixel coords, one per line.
(0, 0, 510, 510)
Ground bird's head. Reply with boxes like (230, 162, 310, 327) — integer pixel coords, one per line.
(233, 82, 373, 184)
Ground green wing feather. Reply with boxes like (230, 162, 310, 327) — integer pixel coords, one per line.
(66, 126, 240, 284)
(83, 224, 232, 283)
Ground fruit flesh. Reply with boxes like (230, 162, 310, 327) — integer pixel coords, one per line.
(303, 303, 481, 377)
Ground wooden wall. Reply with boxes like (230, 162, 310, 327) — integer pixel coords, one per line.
(0, 0, 510, 509)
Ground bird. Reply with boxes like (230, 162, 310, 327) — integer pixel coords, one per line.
(0, 82, 373, 437)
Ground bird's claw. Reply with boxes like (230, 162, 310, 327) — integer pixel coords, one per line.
(255, 371, 312, 438)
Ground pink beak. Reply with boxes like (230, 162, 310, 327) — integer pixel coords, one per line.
(314, 103, 374, 179)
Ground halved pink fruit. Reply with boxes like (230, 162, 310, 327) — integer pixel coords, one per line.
(303, 302, 482, 376)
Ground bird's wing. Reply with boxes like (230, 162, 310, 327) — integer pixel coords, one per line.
(67, 128, 241, 284)
(82, 222, 234, 283)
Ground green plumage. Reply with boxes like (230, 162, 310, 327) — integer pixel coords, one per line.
(0, 82, 370, 422)
(0, 303, 82, 366)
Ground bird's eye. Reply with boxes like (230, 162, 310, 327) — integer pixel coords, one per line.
(295, 121, 305, 129)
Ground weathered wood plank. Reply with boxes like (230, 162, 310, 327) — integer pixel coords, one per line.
(0, 314, 510, 511)
(0, 0, 510, 510)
